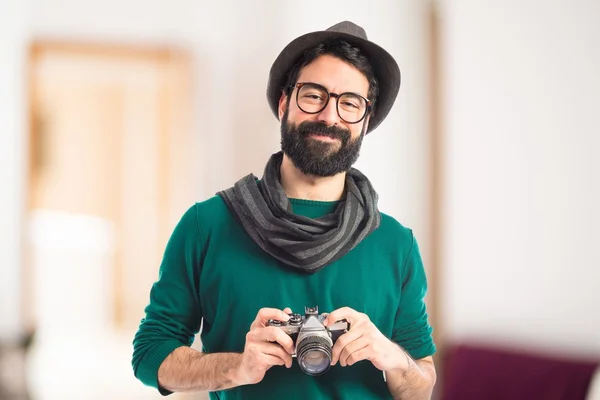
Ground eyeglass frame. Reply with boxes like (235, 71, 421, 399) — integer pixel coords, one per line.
(289, 82, 372, 124)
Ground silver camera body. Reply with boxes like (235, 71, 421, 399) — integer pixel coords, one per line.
(267, 306, 349, 376)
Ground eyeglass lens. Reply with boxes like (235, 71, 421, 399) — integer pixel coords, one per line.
(296, 83, 367, 123)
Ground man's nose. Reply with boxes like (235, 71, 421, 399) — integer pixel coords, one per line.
(317, 97, 340, 127)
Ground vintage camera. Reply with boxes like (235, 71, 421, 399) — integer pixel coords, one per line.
(267, 306, 349, 376)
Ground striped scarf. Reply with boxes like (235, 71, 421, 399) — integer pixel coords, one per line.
(217, 152, 380, 273)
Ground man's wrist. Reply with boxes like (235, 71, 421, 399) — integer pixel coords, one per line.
(227, 353, 245, 386)
(383, 342, 411, 372)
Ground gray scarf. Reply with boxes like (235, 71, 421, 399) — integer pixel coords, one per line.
(217, 152, 380, 273)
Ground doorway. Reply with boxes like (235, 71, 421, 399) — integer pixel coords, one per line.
(24, 41, 196, 399)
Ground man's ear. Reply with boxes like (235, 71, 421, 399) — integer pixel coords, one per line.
(278, 91, 288, 120)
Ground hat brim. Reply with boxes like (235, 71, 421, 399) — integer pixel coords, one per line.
(267, 30, 401, 134)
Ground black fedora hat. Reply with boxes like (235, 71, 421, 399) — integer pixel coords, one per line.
(267, 21, 401, 134)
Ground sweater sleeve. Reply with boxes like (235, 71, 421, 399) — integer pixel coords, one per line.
(131, 204, 204, 394)
(391, 231, 436, 360)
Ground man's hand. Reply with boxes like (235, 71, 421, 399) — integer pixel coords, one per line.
(325, 307, 408, 372)
(325, 307, 436, 399)
(234, 307, 295, 386)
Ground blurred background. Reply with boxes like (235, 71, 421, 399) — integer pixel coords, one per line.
(1, 0, 599, 399)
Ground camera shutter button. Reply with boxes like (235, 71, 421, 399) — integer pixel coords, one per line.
(289, 314, 302, 325)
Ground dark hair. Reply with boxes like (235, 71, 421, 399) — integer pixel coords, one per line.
(283, 38, 379, 114)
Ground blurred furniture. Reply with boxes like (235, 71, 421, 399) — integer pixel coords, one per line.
(0, 332, 34, 400)
(441, 343, 600, 400)
(25, 210, 166, 400)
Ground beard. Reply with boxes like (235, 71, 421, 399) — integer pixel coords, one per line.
(280, 109, 365, 177)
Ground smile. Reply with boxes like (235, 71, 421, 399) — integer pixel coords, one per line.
(308, 133, 339, 142)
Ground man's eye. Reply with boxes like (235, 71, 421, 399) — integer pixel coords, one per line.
(304, 94, 324, 100)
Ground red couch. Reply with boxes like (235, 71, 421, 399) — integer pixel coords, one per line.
(441, 343, 599, 400)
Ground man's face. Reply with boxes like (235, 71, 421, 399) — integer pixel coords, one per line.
(279, 55, 370, 177)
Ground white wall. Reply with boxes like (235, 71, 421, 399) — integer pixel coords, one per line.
(440, 0, 600, 357)
(0, 0, 28, 342)
(0, 0, 432, 342)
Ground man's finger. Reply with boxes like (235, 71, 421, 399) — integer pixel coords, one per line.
(259, 342, 294, 368)
(251, 307, 290, 328)
(339, 337, 370, 367)
(344, 347, 371, 367)
(257, 352, 286, 368)
(259, 326, 295, 354)
(331, 328, 364, 365)
(324, 306, 362, 326)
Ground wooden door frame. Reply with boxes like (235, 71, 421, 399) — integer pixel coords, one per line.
(427, 2, 446, 395)
(24, 40, 194, 330)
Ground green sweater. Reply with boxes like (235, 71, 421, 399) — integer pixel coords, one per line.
(132, 195, 435, 399)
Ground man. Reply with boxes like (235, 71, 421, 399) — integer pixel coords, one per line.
(132, 21, 436, 399)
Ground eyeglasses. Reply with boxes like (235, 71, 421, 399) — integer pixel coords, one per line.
(291, 82, 371, 124)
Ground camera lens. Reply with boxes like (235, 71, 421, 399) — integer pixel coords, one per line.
(296, 336, 332, 376)
(301, 350, 330, 373)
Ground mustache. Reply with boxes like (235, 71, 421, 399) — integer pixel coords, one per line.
(297, 121, 350, 142)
